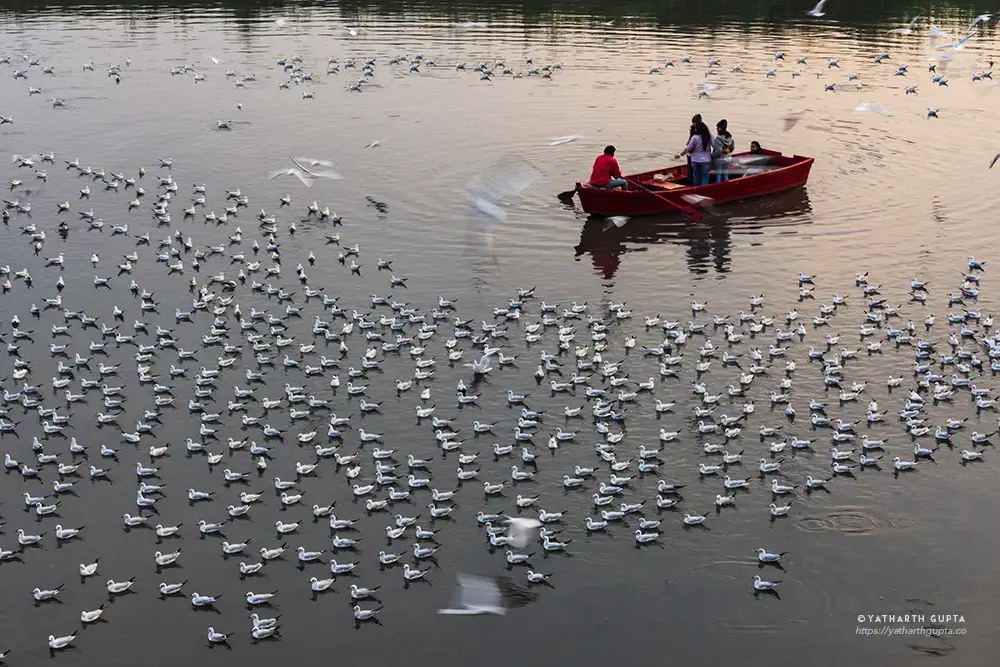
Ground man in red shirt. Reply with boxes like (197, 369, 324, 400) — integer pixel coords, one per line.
(589, 145, 627, 190)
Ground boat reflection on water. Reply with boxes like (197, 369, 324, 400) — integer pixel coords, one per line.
(573, 187, 813, 279)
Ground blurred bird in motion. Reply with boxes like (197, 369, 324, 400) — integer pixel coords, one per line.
(268, 157, 342, 188)
(781, 109, 808, 131)
(437, 574, 537, 615)
(602, 215, 630, 231)
(807, 0, 828, 18)
(466, 156, 540, 224)
(854, 103, 890, 115)
(549, 135, 584, 146)
(886, 15, 921, 35)
(503, 517, 542, 549)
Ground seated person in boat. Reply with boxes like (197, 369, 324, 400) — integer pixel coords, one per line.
(589, 145, 627, 190)
(734, 140, 770, 176)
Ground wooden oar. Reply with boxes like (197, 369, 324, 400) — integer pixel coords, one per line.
(625, 177, 703, 223)
(556, 186, 578, 200)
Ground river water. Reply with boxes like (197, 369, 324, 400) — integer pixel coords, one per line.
(0, 1, 997, 664)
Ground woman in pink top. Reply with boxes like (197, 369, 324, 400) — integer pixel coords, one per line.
(679, 121, 714, 187)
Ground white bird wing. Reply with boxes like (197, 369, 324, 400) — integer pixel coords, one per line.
(681, 193, 716, 207)
(289, 157, 340, 182)
(468, 195, 506, 223)
(853, 103, 889, 115)
(466, 156, 541, 224)
(308, 168, 344, 181)
(781, 110, 807, 131)
(491, 157, 542, 198)
(813, 0, 828, 11)
(548, 134, 584, 146)
(603, 216, 630, 231)
(437, 574, 506, 614)
(292, 170, 316, 187)
(293, 157, 337, 169)
(270, 163, 316, 188)
(505, 518, 542, 549)
(289, 156, 314, 174)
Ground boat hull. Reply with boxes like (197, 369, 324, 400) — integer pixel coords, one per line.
(574, 150, 814, 218)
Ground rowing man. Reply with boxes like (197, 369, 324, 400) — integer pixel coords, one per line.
(589, 145, 627, 190)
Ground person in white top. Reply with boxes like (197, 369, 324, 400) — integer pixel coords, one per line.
(679, 121, 714, 186)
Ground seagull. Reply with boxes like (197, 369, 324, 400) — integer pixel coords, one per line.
(807, 0, 828, 17)
(206, 627, 231, 645)
(353, 605, 382, 621)
(437, 573, 511, 614)
(753, 575, 781, 591)
(81, 606, 105, 624)
(268, 157, 342, 188)
(756, 548, 788, 563)
(503, 518, 542, 548)
(107, 578, 136, 595)
(855, 103, 889, 115)
(48, 633, 78, 650)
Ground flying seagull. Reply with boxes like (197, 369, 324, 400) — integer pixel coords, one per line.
(887, 15, 921, 34)
(549, 134, 584, 146)
(504, 517, 542, 549)
(781, 109, 808, 131)
(267, 157, 342, 188)
(437, 574, 536, 615)
(807, 0, 828, 17)
(854, 103, 890, 115)
(603, 215, 630, 231)
(466, 157, 540, 224)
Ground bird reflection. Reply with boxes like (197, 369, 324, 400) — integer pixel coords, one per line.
(572, 188, 813, 278)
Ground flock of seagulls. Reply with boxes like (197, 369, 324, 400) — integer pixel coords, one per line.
(0, 47, 565, 121)
(1, 136, 997, 649)
(1, 6, 999, 661)
(645, 12, 997, 125)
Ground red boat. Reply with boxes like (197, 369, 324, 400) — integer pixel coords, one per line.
(567, 149, 814, 220)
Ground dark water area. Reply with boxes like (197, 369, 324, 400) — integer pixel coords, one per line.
(0, 0, 999, 665)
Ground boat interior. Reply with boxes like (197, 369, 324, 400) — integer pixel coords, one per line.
(627, 150, 795, 191)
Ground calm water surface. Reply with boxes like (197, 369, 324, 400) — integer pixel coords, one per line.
(0, 3, 999, 665)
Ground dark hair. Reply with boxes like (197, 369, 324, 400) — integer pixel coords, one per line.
(689, 114, 702, 136)
(716, 119, 727, 131)
(693, 121, 712, 153)
(604, 145, 616, 156)
(750, 140, 762, 153)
